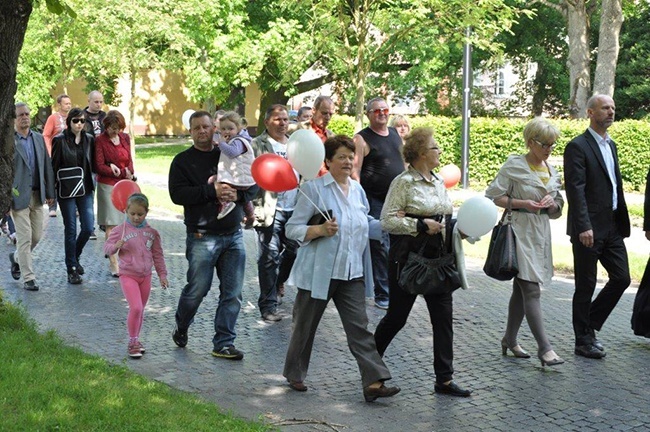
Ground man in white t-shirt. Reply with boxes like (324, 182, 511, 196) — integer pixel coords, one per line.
(251, 105, 300, 322)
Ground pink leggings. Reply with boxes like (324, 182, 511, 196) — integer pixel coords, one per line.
(119, 274, 152, 339)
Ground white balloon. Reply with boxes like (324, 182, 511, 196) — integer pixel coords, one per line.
(456, 196, 498, 237)
(181, 109, 195, 131)
(287, 129, 325, 180)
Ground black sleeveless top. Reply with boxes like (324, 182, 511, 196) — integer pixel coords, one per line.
(358, 127, 404, 201)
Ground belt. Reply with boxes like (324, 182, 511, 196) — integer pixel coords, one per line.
(190, 230, 238, 238)
(511, 208, 548, 215)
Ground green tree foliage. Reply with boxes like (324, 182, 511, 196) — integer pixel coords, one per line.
(615, 1, 650, 119)
(489, 3, 569, 117)
(16, 0, 185, 109)
(301, 0, 521, 128)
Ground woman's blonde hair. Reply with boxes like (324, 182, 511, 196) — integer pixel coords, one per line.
(389, 115, 410, 130)
(523, 117, 560, 147)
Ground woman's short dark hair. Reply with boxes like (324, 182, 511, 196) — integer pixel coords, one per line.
(324, 135, 355, 161)
(402, 127, 435, 165)
(103, 110, 126, 130)
(66, 107, 85, 129)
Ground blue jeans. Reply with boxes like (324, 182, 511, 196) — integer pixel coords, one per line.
(255, 210, 298, 315)
(368, 196, 390, 302)
(58, 193, 94, 270)
(175, 230, 246, 350)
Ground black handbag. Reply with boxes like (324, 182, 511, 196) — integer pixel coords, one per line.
(398, 237, 462, 295)
(483, 198, 519, 281)
(57, 166, 85, 199)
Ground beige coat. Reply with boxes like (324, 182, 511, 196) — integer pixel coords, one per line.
(485, 155, 564, 285)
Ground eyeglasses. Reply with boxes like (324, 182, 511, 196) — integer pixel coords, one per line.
(71, 118, 86, 124)
(368, 108, 389, 115)
(533, 139, 555, 150)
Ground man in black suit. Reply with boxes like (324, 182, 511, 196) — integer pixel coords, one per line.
(564, 94, 631, 359)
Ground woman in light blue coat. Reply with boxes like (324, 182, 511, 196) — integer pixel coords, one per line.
(282, 135, 400, 403)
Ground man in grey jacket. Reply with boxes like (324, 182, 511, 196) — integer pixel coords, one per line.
(10, 103, 55, 291)
(251, 104, 299, 321)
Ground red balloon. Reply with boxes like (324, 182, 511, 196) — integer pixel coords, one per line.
(251, 154, 298, 193)
(111, 180, 141, 212)
(439, 164, 461, 189)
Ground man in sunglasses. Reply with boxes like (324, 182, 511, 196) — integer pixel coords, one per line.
(352, 97, 405, 310)
(10, 103, 55, 291)
(82, 90, 106, 240)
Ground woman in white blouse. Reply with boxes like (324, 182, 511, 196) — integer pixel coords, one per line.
(283, 135, 401, 403)
(374, 127, 471, 397)
(485, 117, 565, 367)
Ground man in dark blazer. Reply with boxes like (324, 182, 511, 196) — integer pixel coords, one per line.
(564, 94, 631, 359)
(11, 103, 55, 291)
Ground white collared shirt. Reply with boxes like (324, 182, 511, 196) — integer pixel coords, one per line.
(588, 128, 618, 210)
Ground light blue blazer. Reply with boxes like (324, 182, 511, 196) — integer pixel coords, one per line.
(285, 173, 380, 300)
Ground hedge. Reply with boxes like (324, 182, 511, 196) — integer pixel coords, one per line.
(329, 115, 650, 191)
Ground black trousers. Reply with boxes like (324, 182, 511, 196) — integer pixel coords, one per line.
(572, 219, 631, 345)
(374, 259, 454, 384)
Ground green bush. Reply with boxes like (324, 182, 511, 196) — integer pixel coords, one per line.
(329, 115, 650, 191)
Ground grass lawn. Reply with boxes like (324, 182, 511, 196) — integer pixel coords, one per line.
(0, 296, 273, 432)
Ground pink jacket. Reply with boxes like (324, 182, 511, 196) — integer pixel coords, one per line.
(104, 221, 168, 280)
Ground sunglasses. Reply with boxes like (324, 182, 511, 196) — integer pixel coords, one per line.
(71, 118, 86, 124)
(368, 108, 389, 115)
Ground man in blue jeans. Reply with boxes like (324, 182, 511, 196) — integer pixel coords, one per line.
(168, 111, 258, 360)
(251, 105, 299, 322)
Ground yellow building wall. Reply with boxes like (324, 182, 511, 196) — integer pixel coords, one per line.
(50, 71, 261, 136)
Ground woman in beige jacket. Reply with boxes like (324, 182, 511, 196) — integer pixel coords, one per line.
(485, 117, 565, 367)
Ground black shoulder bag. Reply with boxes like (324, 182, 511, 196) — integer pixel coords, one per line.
(483, 196, 519, 281)
(398, 236, 461, 296)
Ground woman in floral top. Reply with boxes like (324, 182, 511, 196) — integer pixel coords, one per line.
(374, 127, 471, 397)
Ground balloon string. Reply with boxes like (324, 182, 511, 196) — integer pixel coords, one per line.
(122, 211, 127, 239)
(298, 189, 330, 221)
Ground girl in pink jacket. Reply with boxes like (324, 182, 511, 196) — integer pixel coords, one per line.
(104, 193, 168, 359)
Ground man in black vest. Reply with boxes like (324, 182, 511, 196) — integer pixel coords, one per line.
(353, 98, 405, 309)
(564, 94, 631, 359)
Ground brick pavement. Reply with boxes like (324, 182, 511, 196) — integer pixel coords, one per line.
(2, 212, 650, 431)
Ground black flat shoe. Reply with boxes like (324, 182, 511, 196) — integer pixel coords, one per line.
(434, 381, 472, 397)
(575, 344, 606, 359)
(363, 383, 400, 402)
(9, 252, 20, 280)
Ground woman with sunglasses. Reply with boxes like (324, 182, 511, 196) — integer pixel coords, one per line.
(51, 107, 96, 284)
(485, 117, 565, 367)
(94, 110, 135, 277)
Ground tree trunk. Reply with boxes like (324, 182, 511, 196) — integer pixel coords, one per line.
(592, 0, 623, 97)
(531, 63, 547, 117)
(565, 0, 591, 118)
(0, 0, 32, 213)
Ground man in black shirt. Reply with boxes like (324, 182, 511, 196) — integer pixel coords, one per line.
(353, 98, 405, 309)
(169, 111, 258, 360)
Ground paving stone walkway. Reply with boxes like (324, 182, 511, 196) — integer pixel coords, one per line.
(2, 209, 650, 431)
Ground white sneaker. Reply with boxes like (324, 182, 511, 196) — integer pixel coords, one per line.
(217, 202, 236, 220)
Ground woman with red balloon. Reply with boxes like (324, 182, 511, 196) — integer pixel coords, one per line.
(282, 135, 401, 402)
(51, 107, 96, 284)
(94, 110, 136, 277)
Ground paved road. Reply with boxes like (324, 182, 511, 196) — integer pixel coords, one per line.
(2, 208, 650, 431)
